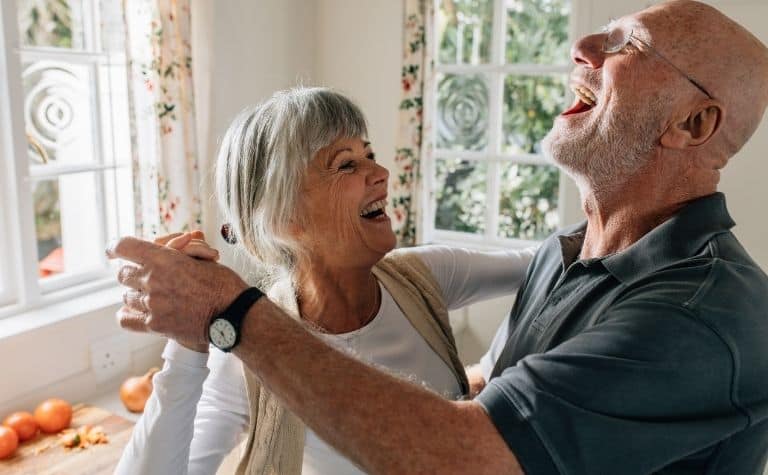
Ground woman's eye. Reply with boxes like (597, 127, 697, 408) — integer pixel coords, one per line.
(339, 161, 355, 171)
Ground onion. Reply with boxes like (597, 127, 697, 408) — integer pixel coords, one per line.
(119, 367, 160, 413)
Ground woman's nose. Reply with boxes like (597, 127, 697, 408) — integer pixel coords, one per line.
(571, 32, 606, 70)
(367, 162, 389, 186)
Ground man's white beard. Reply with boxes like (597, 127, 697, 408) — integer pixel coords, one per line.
(542, 97, 667, 192)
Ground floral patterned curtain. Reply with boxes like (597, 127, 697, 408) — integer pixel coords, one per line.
(391, 0, 435, 247)
(123, 0, 202, 237)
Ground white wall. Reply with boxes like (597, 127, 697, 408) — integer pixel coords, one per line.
(314, 0, 404, 176)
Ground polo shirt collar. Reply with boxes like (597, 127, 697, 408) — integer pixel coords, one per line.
(599, 192, 734, 283)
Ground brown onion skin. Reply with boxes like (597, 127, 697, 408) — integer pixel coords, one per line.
(120, 368, 160, 413)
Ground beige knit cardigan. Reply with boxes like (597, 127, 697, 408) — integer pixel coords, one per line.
(234, 250, 469, 475)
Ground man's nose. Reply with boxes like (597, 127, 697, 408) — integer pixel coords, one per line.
(570, 32, 606, 69)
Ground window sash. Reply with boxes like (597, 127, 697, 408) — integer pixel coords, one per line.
(422, 0, 574, 247)
(0, 0, 128, 319)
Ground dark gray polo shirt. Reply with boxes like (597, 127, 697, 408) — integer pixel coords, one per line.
(477, 193, 768, 475)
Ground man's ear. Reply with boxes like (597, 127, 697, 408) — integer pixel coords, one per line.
(661, 102, 723, 149)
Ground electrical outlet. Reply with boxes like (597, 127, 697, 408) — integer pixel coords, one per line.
(90, 334, 132, 382)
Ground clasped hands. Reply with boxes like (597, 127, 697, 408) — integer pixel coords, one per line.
(106, 231, 249, 352)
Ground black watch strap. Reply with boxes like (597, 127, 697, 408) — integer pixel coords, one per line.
(213, 287, 263, 349)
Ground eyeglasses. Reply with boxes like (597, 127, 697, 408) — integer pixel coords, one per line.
(601, 21, 714, 100)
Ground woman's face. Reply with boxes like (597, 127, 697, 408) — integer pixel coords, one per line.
(295, 136, 396, 268)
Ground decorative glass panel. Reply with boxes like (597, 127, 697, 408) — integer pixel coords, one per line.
(506, 0, 571, 65)
(502, 74, 567, 154)
(35, 172, 104, 280)
(435, 159, 487, 234)
(17, 0, 85, 49)
(23, 60, 96, 165)
(437, 74, 489, 151)
(438, 0, 493, 65)
(498, 163, 559, 240)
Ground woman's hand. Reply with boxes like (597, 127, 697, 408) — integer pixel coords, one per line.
(155, 231, 220, 262)
(152, 231, 221, 353)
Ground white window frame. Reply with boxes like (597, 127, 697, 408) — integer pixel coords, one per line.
(422, 0, 577, 249)
(0, 0, 131, 320)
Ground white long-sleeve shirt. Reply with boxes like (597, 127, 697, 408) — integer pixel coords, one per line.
(115, 245, 535, 475)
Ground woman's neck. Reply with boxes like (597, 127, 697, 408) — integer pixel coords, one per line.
(294, 261, 380, 334)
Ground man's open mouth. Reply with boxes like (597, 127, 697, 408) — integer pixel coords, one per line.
(360, 199, 388, 220)
(562, 84, 597, 116)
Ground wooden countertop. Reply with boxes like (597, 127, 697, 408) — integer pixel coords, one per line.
(0, 404, 134, 475)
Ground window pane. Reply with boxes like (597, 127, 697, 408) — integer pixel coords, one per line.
(35, 172, 105, 280)
(498, 163, 559, 240)
(435, 159, 487, 234)
(502, 74, 567, 154)
(438, 0, 493, 65)
(505, 0, 571, 64)
(437, 74, 489, 152)
(17, 0, 85, 49)
(23, 60, 96, 166)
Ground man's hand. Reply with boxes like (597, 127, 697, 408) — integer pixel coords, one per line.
(107, 235, 248, 346)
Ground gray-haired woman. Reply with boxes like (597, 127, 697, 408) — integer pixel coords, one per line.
(116, 87, 534, 475)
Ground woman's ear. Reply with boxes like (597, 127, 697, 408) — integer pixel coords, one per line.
(661, 102, 723, 149)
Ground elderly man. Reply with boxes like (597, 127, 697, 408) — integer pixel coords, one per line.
(110, 1, 768, 474)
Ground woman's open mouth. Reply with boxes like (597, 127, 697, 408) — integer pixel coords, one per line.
(360, 199, 389, 221)
(562, 84, 597, 116)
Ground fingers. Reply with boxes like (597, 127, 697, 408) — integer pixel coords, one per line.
(189, 230, 205, 240)
(154, 232, 184, 246)
(117, 306, 150, 332)
(117, 264, 144, 289)
(106, 236, 161, 265)
(166, 233, 194, 250)
(180, 241, 220, 261)
(123, 289, 149, 313)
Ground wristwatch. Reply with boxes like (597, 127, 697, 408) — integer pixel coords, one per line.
(208, 287, 264, 352)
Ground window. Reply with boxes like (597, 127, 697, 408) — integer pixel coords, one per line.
(423, 0, 572, 247)
(0, 0, 133, 318)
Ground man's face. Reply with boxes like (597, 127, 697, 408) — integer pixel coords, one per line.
(542, 9, 679, 189)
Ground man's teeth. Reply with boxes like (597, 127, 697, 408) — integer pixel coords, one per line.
(360, 199, 387, 217)
(571, 85, 597, 106)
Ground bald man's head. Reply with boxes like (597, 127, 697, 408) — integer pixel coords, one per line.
(643, 0, 768, 158)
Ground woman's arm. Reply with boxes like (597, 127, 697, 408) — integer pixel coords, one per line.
(114, 341, 249, 475)
(411, 245, 536, 310)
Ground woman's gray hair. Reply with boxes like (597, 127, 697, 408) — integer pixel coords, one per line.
(215, 87, 368, 286)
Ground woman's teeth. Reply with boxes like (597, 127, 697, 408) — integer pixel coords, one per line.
(360, 199, 387, 218)
(572, 85, 597, 106)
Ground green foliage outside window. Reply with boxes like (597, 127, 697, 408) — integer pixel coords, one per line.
(18, 0, 75, 48)
(434, 0, 570, 240)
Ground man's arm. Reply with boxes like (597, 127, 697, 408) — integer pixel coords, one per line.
(234, 296, 522, 474)
(107, 237, 522, 474)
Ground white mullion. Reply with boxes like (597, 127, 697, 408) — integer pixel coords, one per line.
(483, 0, 505, 241)
(19, 48, 106, 64)
(420, 0, 441, 245)
(29, 163, 128, 180)
(87, 50, 110, 274)
(0, 0, 42, 310)
(434, 149, 551, 165)
(82, 0, 97, 51)
(435, 63, 571, 75)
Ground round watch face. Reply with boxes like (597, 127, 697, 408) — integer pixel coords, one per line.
(209, 318, 237, 349)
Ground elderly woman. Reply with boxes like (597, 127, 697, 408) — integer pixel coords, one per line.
(116, 87, 534, 475)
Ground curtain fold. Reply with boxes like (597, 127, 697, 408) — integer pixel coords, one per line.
(124, 0, 202, 237)
(392, 0, 435, 247)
